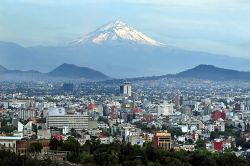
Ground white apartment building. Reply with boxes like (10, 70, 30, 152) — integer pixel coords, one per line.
(47, 107, 88, 131)
(207, 119, 225, 132)
(157, 103, 174, 116)
(120, 82, 132, 97)
(0, 136, 22, 153)
(18, 109, 36, 120)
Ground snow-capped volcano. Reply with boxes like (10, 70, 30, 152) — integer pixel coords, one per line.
(74, 21, 163, 46)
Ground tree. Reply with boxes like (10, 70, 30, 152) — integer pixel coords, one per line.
(94, 151, 119, 166)
(0, 149, 66, 165)
(238, 123, 242, 129)
(63, 136, 81, 163)
(0, 119, 8, 127)
(89, 136, 101, 153)
(80, 151, 94, 164)
(0, 125, 17, 133)
(70, 128, 76, 133)
(195, 139, 205, 150)
(69, 128, 81, 138)
(98, 117, 109, 124)
(167, 127, 183, 137)
(29, 142, 43, 153)
(187, 139, 194, 144)
(32, 124, 38, 134)
(162, 124, 167, 131)
(49, 138, 63, 150)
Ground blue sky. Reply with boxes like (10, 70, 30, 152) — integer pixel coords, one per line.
(0, 0, 250, 58)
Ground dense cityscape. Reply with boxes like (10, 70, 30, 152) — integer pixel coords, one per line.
(1, 77, 250, 165)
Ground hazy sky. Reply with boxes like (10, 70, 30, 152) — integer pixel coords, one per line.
(0, 0, 250, 58)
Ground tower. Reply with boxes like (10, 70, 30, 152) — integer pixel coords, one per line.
(120, 82, 132, 97)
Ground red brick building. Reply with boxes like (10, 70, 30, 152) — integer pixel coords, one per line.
(16, 139, 50, 155)
(211, 110, 226, 121)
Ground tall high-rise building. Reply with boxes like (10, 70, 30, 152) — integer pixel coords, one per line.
(235, 102, 241, 111)
(120, 82, 132, 97)
(175, 95, 183, 108)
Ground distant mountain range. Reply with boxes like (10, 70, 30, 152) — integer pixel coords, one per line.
(0, 63, 109, 81)
(48, 63, 109, 80)
(175, 64, 250, 81)
(1, 63, 250, 82)
(1, 21, 250, 78)
(103, 64, 250, 83)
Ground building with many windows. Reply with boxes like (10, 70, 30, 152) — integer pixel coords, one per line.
(120, 82, 132, 97)
(0, 136, 22, 153)
(18, 109, 36, 120)
(157, 102, 174, 116)
(47, 107, 88, 131)
(152, 131, 171, 150)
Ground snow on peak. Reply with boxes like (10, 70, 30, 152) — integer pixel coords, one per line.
(75, 21, 164, 46)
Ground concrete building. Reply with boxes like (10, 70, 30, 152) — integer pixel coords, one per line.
(120, 126, 143, 146)
(10, 100, 33, 109)
(120, 82, 132, 97)
(207, 119, 225, 132)
(18, 109, 36, 120)
(157, 103, 174, 116)
(99, 136, 113, 144)
(37, 130, 51, 139)
(16, 139, 50, 155)
(18, 121, 34, 138)
(152, 131, 171, 150)
(47, 108, 88, 131)
(0, 136, 22, 153)
(175, 95, 183, 108)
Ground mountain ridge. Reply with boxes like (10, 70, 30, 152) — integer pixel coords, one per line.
(0, 63, 110, 81)
(47, 63, 109, 80)
(101, 64, 250, 83)
(175, 64, 250, 81)
(1, 21, 250, 78)
(0, 65, 7, 72)
(1, 64, 250, 82)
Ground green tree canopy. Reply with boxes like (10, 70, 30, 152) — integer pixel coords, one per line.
(28, 142, 43, 153)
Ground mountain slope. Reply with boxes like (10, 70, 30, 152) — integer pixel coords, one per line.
(47, 63, 109, 80)
(102, 64, 250, 83)
(1, 63, 250, 82)
(175, 64, 250, 81)
(0, 41, 32, 70)
(1, 21, 250, 78)
(0, 64, 109, 81)
(73, 21, 163, 46)
(0, 65, 7, 72)
(0, 64, 45, 81)
(24, 43, 250, 78)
